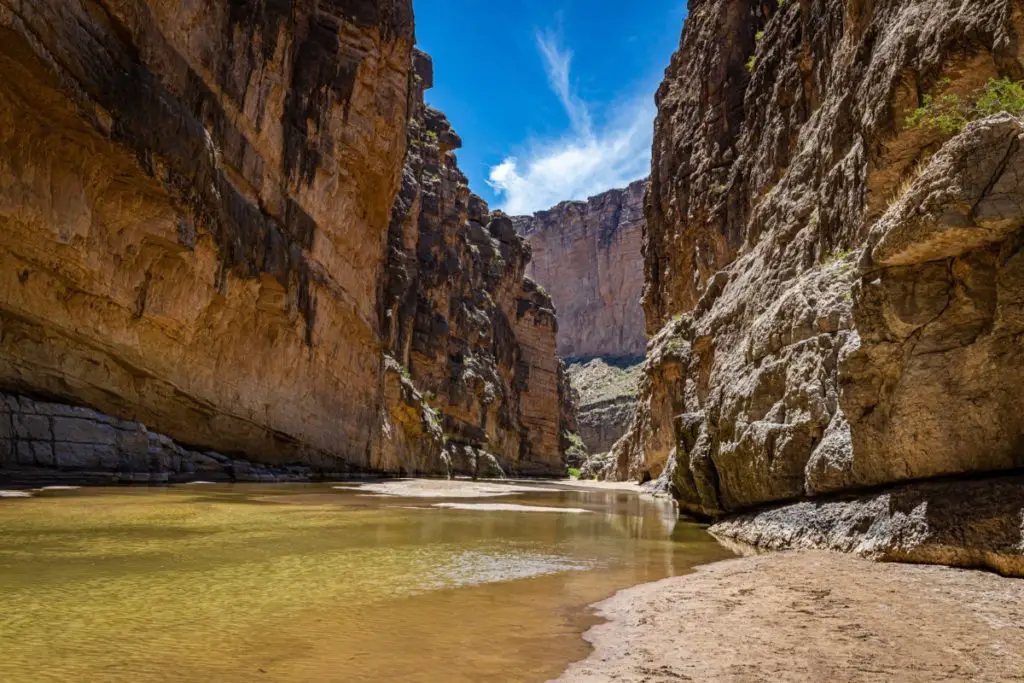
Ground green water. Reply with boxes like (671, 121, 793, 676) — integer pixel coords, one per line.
(0, 482, 733, 682)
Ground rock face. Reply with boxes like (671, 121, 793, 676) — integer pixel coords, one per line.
(613, 0, 1024, 572)
(514, 180, 647, 360)
(566, 358, 643, 463)
(377, 51, 567, 477)
(0, 392, 317, 484)
(0, 0, 566, 479)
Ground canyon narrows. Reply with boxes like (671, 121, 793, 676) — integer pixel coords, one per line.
(0, 0, 570, 481)
(514, 182, 648, 464)
(1, 0, 1024, 681)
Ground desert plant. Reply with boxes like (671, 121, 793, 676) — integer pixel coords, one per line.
(975, 77, 1024, 117)
(906, 77, 1024, 136)
(885, 158, 930, 210)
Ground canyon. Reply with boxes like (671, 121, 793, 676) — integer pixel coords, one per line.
(515, 183, 647, 458)
(605, 0, 1024, 576)
(0, 0, 568, 481)
(0, 1, 1023, 681)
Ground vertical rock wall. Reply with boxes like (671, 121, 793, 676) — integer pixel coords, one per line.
(514, 180, 648, 360)
(513, 182, 647, 459)
(0, 1, 567, 479)
(378, 52, 566, 477)
(614, 0, 1024, 572)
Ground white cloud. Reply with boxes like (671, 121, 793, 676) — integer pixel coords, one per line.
(487, 31, 654, 215)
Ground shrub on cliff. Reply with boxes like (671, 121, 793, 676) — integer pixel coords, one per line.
(906, 77, 1024, 135)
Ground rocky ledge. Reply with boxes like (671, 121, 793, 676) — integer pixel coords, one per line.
(564, 358, 644, 474)
(0, 393, 318, 484)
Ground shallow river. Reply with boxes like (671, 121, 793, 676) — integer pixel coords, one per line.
(0, 482, 733, 682)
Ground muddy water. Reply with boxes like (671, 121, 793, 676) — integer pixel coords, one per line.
(0, 482, 733, 682)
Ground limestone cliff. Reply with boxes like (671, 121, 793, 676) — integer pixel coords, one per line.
(567, 358, 642, 466)
(377, 51, 566, 477)
(0, 0, 566, 480)
(514, 180, 647, 360)
(614, 0, 1024, 575)
(513, 182, 646, 459)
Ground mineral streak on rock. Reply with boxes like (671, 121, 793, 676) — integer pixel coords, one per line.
(0, 1, 568, 479)
(611, 0, 1024, 572)
(514, 180, 648, 360)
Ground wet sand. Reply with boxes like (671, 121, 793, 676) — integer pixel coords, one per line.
(556, 551, 1024, 682)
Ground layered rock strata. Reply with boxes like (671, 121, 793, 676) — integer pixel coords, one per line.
(514, 180, 647, 360)
(0, 393, 317, 484)
(513, 183, 647, 459)
(0, 0, 566, 480)
(565, 358, 643, 469)
(612, 0, 1024, 573)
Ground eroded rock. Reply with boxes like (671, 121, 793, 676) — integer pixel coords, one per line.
(613, 0, 1024, 571)
(514, 181, 647, 359)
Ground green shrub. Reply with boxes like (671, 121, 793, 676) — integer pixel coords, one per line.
(746, 55, 757, 73)
(906, 78, 1024, 136)
(975, 78, 1024, 117)
(567, 467, 581, 479)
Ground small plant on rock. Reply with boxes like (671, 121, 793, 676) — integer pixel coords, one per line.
(906, 77, 1024, 136)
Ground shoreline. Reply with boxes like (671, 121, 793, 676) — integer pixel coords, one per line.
(554, 550, 1024, 682)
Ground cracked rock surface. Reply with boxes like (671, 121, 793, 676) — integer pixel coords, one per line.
(609, 0, 1024, 572)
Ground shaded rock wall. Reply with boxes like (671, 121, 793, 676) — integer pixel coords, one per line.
(514, 180, 647, 360)
(612, 0, 1024, 569)
(0, 392, 318, 484)
(377, 51, 566, 477)
(0, 0, 567, 479)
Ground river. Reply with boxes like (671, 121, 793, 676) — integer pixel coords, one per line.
(0, 481, 733, 682)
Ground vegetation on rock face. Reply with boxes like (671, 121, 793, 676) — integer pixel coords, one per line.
(905, 78, 1024, 135)
(564, 431, 588, 465)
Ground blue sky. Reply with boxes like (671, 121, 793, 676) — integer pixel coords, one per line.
(414, 0, 688, 215)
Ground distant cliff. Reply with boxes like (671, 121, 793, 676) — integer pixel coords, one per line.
(514, 180, 647, 360)
(0, 0, 567, 481)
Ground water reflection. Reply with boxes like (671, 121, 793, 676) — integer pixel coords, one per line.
(0, 482, 734, 683)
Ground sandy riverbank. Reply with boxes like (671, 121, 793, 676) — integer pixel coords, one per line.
(556, 551, 1024, 682)
(338, 478, 644, 498)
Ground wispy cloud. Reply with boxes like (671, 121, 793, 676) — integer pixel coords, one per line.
(488, 31, 654, 215)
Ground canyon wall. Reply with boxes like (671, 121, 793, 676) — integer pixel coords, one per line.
(614, 0, 1024, 575)
(514, 180, 647, 360)
(0, 0, 566, 481)
(514, 182, 647, 457)
(377, 51, 567, 477)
